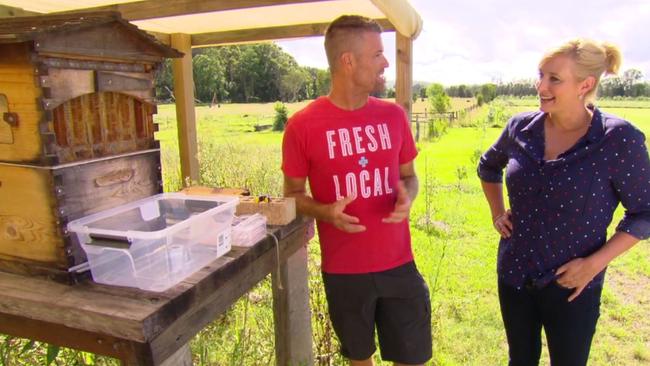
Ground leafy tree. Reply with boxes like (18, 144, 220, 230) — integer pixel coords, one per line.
(457, 84, 470, 98)
(622, 69, 644, 97)
(490, 80, 537, 97)
(426, 83, 451, 113)
(192, 49, 228, 104)
(623, 69, 643, 85)
(476, 93, 484, 106)
(273, 102, 288, 131)
(479, 83, 497, 103)
(628, 83, 648, 97)
(280, 68, 308, 102)
(600, 76, 624, 98)
(412, 83, 426, 101)
(313, 68, 331, 97)
(153, 43, 334, 103)
(154, 59, 174, 102)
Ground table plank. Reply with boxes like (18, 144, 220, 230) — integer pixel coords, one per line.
(147, 226, 306, 363)
(0, 218, 310, 365)
(0, 271, 155, 341)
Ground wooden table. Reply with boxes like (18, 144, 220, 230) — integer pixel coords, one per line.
(0, 219, 313, 365)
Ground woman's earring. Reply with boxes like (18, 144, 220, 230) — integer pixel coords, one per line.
(579, 94, 584, 100)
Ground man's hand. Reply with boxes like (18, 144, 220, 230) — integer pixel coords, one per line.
(382, 180, 412, 223)
(328, 196, 366, 233)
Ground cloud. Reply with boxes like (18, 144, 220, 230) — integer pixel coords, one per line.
(278, 0, 650, 84)
(408, 0, 650, 83)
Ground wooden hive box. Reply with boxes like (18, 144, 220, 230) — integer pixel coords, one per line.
(0, 11, 182, 165)
(0, 150, 163, 280)
(0, 12, 182, 280)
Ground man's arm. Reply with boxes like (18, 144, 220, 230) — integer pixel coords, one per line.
(399, 161, 418, 201)
(382, 161, 418, 223)
(284, 175, 365, 233)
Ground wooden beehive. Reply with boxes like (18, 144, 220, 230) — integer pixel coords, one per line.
(0, 150, 163, 279)
(0, 12, 182, 280)
(0, 11, 182, 165)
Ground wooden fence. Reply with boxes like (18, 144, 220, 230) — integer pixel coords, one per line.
(410, 104, 479, 141)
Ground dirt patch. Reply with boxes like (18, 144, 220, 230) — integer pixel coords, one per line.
(606, 268, 650, 308)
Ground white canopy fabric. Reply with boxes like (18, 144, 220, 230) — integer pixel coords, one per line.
(0, 0, 422, 41)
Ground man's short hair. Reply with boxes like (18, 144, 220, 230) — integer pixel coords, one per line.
(324, 15, 383, 72)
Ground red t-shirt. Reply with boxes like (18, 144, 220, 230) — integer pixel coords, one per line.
(282, 96, 418, 274)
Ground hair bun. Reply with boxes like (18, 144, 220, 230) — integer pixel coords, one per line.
(602, 42, 622, 75)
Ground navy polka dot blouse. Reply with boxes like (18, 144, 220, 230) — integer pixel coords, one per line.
(478, 107, 650, 289)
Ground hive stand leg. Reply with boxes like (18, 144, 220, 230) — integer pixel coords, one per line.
(272, 244, 314, 366)
(158, 343, 192, 366)
(119, 343, 191, 366)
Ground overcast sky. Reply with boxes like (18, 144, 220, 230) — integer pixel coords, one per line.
(277, 0, 650, 85)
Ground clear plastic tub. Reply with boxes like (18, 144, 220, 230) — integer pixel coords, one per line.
(67, 193, 238, 292)
(231, 213, 267, 247)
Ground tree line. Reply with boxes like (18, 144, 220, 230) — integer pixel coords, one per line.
(155, 43, 330, 104)
(155, 43, 650, 105)
(438, 69, 650, 99)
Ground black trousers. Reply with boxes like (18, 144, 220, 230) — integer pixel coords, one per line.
(498, 279, 602, 366)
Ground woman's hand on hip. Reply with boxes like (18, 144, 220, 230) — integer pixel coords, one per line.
(492, 209, 512, 238)
(556, 257, 600, 302)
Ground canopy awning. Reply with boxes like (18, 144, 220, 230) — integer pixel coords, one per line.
(0, 0, 422, 46)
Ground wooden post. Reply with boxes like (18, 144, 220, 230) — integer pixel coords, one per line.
(272, 245, 313, 366)
(158, 344, 192, 366)
(395, 33, 413, 119)
(170, 33, 199, 186)
(0, 4, 39, 17)
(415, 113, 420, 142)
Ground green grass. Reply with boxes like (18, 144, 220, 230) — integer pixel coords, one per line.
(2, 98, 649, 365)
(505, 96, 650, 109)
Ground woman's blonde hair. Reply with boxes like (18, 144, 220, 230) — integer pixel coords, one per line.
(539, 38, 622, 102)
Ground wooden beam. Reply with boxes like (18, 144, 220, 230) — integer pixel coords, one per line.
(192, 19, 395, 47)
(61, 0, 330, 21)
(0, 313, 149, 362)
(272, 245, 313, 366)
(147, 226, 308, 364)
(395, 32, 413, 118)
(170, 33, 200, 185)
(159, 344, 192, 366)
(0, 4, 39, 17)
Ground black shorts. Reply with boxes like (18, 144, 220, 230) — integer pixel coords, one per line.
(322, 261, 432, 364)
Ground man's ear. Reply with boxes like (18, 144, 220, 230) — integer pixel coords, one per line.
(341, 52, 354, 69)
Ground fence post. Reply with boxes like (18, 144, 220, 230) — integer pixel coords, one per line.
(415, 114, 420, 142)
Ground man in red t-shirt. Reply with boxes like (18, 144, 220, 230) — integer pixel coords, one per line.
(282, 15, 431, 366)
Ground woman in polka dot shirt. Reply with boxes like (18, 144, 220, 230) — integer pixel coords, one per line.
(478, 39, 650, 366)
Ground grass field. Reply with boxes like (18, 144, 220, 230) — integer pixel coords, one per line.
(2, 97, 649, 365)
(503, 96, 650, 109)
(156, 97, 650, 365)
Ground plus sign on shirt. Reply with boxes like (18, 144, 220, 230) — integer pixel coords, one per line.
(478, 107, 650, 289)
